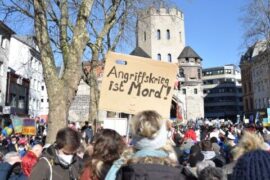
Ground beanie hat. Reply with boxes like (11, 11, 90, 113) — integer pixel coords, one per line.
(231, 150, 270, 180)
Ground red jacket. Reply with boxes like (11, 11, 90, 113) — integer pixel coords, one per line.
(184, 129, 197, 141)
(21, 151, 38, 176)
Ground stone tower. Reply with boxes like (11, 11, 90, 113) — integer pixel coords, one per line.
(131, 7, 204, 121)
(131, 7, 185, 63)
(177, 46, 205, 120)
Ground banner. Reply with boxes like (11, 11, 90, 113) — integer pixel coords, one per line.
(22, 119, 36, 135)
(11, 117, 23, 133)
(99, 52, 178, 118)
(262, 108, 270, 127)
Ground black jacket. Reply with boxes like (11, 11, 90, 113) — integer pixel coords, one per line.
(116, 164, 188, 180)
(29, 145, 83, 180)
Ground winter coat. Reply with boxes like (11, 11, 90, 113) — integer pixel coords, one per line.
(0, 162, 11, 179)
(21, 151, 38, 176)
(184, 129, 197, 141)
(222, 161, 236, 180)
(29, 145, 83, 180)
(116, 164, 187, 180)
(0, 162, 27, 180)
(202, 151, 226, 167)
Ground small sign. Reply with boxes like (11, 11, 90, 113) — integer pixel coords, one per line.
(103, 118, 128, 136)
(22, 118, 36, 135)
(11, 117, 23, 133)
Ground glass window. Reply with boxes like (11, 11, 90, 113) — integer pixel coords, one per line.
(182, 89, 186, 94)
(157, 29, 161, 40)
(194, 88, 198, 94)
(167, 54, 172, 62)
(157, 54, 161, 60)
(144, 31, 146, 41)
(10, 94, 16, 107)
(18, 96, 25, 109)
(166, 29, 170, 39)
(198, 68, 201, 79)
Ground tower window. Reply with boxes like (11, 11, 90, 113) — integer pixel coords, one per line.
(157, 29, 161, 40)
(168, 54, 172, 62)
(182, 89, 186, 94)
(166, 29, 170, 40)
(179, 32, 182, 42)
(157, 54, 161, 60)
(198, 68, 201, 79)
(144, 31, 146, 41)
(194, 88, 198, 94)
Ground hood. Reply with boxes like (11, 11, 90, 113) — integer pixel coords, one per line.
(42, 145, 77, 169)
(201, 151, 216, 160)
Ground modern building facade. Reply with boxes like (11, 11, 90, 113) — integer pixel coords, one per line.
(131, 7, 204, 121)
(203, 65, 243, 120)
(240, 41, 270, 117)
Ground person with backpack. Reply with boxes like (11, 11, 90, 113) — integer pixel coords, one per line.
(29, 127, 83, 180)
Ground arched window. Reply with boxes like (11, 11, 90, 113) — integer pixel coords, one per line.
(157, 53, 161, 60)
(144, 31, 146, 41)
(168, 53, 172, 62)
(166, 29, 170, 39)
(157, 29, 161, 40)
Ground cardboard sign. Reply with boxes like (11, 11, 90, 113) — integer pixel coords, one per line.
(22, 119, 36, 135)
(11, 117, 23, 133)
(99, 52, 178, 118)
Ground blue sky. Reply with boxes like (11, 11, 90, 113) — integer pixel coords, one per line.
(1, 0, 249, 68)
(172, 0, 248, 68)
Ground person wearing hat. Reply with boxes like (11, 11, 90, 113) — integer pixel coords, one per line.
(231, 150, 270, 180)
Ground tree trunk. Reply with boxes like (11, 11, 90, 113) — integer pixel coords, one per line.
(88, 55, 100, 132)
(46, 92, 68, 144)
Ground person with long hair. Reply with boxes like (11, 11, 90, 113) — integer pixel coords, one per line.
(106, 110, 187, 180)
(80, 129, 126, 180)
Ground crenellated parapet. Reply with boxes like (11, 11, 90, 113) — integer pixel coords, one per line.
(138, 7, 184, 19)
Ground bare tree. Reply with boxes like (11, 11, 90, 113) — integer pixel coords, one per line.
(1, 0, 94, 143)
(242, 0, 270, 48)
(82, 0, 168, 128)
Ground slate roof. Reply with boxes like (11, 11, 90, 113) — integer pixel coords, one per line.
(178, 46, 202, 60)
(130, 47, 151, 58)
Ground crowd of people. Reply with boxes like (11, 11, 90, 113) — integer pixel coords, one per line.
(0, 111, 270, 180)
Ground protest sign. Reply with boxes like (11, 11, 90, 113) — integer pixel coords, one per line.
(22, 118, 36, 135)
(99, 52, 178, 118)
(103, 118, 128, 136)
(264, 108, 270, 127)
(11, 117, 23, 133)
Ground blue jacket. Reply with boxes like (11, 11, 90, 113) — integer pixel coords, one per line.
(0, 162, 27, 180)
